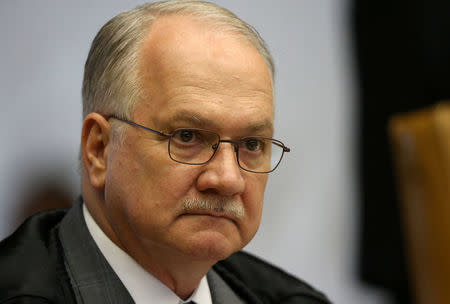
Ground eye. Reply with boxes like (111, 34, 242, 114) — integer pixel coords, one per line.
(174, 129, 197, 143)
(243, 138, 264, 152)
(179, 130, 194, 142)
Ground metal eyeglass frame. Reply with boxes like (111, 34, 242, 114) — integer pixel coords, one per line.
(108, 115, 290, 173)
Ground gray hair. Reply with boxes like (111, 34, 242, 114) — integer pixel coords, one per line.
(80, 0, 275, 171)
(82, 0, 274, 121)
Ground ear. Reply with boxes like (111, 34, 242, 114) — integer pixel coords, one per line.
(81, 113, 111, 190)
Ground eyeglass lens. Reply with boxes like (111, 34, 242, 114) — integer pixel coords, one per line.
(168, 129, 284, 173)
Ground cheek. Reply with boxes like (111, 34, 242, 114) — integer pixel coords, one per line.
(113, 150, 200, 220)
(120, 142, 194, 200)
(247, 174, 267, 206)
(242, 175, 267, 234)
(141, 160, 201, 204)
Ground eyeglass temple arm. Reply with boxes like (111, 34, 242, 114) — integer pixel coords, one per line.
(108, 115, 169, 137)
(273, 141, 291, 152)
(109, 115, 290, 152)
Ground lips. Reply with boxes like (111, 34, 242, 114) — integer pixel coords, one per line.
(182, 209, 238, 223)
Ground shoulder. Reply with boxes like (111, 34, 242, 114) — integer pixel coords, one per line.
(213, 251, 331, 304)
(0, 208, 71, 303)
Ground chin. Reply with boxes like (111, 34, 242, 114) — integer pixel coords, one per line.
(183, 231, 243, 262)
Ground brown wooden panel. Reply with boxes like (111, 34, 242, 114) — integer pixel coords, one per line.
(389, 102, 450, 304)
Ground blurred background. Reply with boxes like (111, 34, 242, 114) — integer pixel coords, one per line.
(2, 0, 450, 303)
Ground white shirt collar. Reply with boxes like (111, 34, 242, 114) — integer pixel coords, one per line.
(82, 203, 212, 304)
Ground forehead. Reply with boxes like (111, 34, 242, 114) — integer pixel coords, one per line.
(135, 15, 274, 133)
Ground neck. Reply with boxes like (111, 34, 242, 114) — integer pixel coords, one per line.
(126, 242, 215, 300)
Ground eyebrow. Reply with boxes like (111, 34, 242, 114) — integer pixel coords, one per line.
(166, 110, 273, 134)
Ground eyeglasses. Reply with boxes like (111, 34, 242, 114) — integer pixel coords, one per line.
(109, 115, 290, 173)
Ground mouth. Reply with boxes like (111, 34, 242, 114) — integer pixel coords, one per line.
(181, 210, 238, 224)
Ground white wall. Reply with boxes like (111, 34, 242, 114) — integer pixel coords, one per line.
(0, 1, 392, 303)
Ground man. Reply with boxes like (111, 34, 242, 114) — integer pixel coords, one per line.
(0, 1, 330, 303)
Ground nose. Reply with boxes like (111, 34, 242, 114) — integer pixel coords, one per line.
(196, 142, 245, 196)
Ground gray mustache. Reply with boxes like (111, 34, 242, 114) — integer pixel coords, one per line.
(182, 197, 245, 219)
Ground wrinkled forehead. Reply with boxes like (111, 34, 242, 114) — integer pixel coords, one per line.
(142, 13, 274, 80)
(134, 15, 274, 124)
(138, 15, 273, 93)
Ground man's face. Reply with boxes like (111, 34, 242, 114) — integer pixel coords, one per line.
(104, 16, 274, 263)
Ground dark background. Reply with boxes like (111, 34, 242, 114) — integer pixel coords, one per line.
(353, 0, 450, 302)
